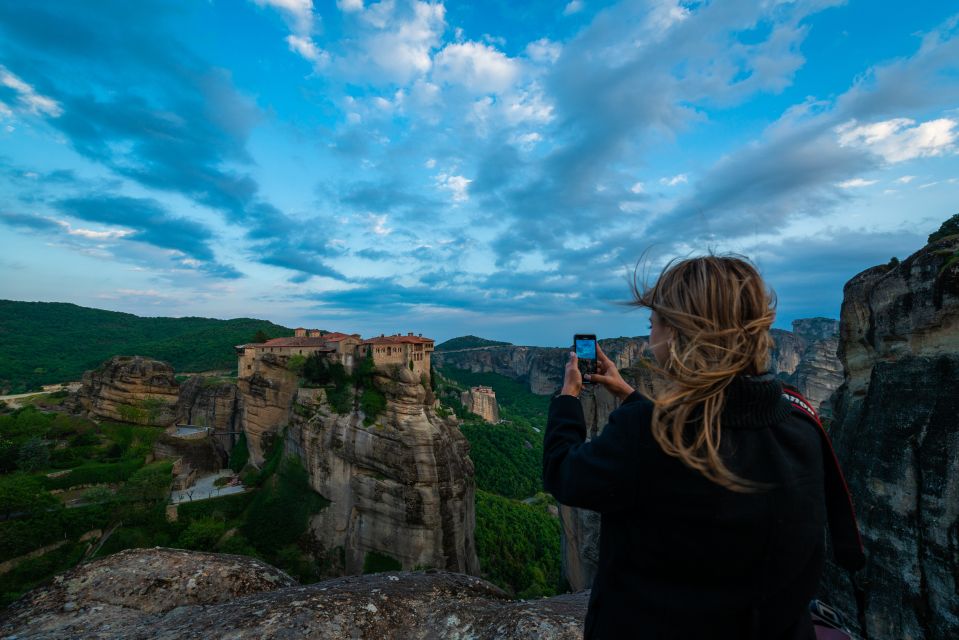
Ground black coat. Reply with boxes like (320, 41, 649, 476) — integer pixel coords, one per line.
(543, 375, 825, 639)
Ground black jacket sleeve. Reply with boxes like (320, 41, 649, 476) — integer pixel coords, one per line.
(543, 392, 646, 513)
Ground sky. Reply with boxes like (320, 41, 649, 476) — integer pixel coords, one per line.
(0, 0, 957, 346)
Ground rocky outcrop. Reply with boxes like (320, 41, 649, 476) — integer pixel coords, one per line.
(152, 432, 227, 476)
(0, 547, 588, 639)
(819, 231, 959, 640)
(236, 353, 298, 466)
(461, 386, 500, 423)
(287, 365, 480, 576)
(770, 319, 843, 416)
(68, 356, 179, 425)
(175, 376, 241, 450)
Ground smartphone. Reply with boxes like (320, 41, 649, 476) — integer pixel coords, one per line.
(574, 334, 598, 380)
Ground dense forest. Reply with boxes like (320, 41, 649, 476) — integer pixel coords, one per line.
(0, 300, 291, 394)
(434, 335, 512, 351)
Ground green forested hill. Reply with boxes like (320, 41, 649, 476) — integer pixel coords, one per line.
(434, 335, 512, 351)
(0, 300, 291, 393)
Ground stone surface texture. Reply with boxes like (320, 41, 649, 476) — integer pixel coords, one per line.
(175, 376, 241, 450)
(287, 364, 480, 576)
(0, 548, 588, 639)
(235, 353, 299, 465)
(819, 234, 959, 640)
(770, 319, 843, 416)
(460, 386, 500, 423)
(68, 355, 179, 426)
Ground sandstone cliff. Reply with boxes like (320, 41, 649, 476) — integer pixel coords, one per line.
(176, 375, 241, 450)
(819, 231, 959, 640)
(68, 355, 179, 425)
(287, 365, 480, 576)
(461, 386, 500, 423)
(236, 353, 299, 465)
(0, 548, 587, 639)
(770, 318, 842, 416)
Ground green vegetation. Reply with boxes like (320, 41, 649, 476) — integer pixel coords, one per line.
(362, 550, 402, 574)
(474, 490, 562, 598)
(360, 388, 386, 426)
(0, 404, 334, 603)
(434, 367, 562, 598)
(928, 212, 959, 244)
(434, 335, 512, 351)
(0, 300, 291, 394)
(228, 432, 249, 472)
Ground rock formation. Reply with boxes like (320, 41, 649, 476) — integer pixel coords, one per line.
(770, 318, 843, 416)
(819, 230, 959, 640)
(0, 548, 587, 639)
(287, 364, 480, 576)
(68, 355, 179, 425)
(175, 375, 241, 450)
(461, 386, 500, 423)
(236, 353, 299, 465)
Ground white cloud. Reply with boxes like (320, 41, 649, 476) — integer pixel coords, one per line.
(836, 178, 878, 189)
(362, 1, 446, 84)
(366, 213, 392, 235)
(511, 131, 542, 150)
(53, 218, 133, 240)
(525, 38, 562, 65)
(424, 158, 436, 168)
(630, 182, 644, 194)
(0, 66, 63, 117)
(253, 0, 315, 35)
(563, 0, 583, 16)
(337, 0, 364, 12)
(286, 35, 329, 65)
(836, 117, 958, 163)
(894, 175, 916, 184)
(433, 41, 521, 94)
(660, 174, 688, 187)
(437, 172, 471, 202)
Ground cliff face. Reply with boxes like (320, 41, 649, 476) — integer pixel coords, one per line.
(820, 234, 959, 640)
(175, 376, 241, 450)
(770, 319, 843, 416)
(69, 356, 179, 425)
(236, 353, 299, 465)
(0, 548, 587, 639)
(461, 387, 500, 423)
(287, 364, 480, 577)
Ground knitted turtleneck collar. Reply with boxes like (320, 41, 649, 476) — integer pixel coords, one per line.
(721, 372, 792, 429)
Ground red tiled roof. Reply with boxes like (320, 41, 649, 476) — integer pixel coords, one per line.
(321, 332, 361, 342)
(361, 334, 434, 345)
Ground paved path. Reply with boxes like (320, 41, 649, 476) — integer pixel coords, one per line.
(170, 470, 246, 505)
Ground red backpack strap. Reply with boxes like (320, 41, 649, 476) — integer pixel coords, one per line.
(781, 385, 866, 572)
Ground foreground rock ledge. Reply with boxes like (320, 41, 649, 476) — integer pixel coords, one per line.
(0, 548, 588, 639)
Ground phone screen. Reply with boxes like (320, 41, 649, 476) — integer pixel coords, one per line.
(575, 338, 596, 360)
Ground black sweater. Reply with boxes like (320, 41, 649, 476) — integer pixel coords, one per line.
(543, 375, 825, 640)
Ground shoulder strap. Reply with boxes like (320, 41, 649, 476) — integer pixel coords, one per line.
(781, 384, 866, 571)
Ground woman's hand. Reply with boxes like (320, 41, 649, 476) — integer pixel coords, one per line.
(561, 352, 582, 398)
(588, 343, 635, 402)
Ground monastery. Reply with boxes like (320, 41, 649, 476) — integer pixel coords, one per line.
(236, 328, 434, 380)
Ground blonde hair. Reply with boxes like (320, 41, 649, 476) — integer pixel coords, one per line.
(631, 255, 776, 492)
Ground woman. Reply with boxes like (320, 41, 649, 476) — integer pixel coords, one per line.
(543, 256, 826, 639)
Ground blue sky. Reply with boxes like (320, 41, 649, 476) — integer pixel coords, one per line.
(0, 0, 957, 346)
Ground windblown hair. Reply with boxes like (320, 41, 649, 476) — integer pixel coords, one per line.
(631, 255, 776, 492)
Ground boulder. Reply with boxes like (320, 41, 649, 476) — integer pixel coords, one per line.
(0, 547, 589, 639)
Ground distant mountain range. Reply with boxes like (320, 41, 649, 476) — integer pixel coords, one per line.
(0, 300, 291, 394)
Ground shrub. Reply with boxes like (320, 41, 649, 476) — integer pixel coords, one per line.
(17, 437, 50, 472)
(178, 517, 227, 551)
(41, 459, 144, 491)
(229, 433, 249, 472)
(360, 388, 387, 426)
(928, 213, 959, 243)
(326, 384, 353, 415)
(287, 355, 307, 376)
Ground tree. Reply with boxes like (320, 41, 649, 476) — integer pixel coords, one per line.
(253, 329, 270, 343)
(929, 213, 959, 243)
(17, 437, 50, 472)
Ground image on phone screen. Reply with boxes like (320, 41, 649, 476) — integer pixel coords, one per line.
(576, 339, 596, 360)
